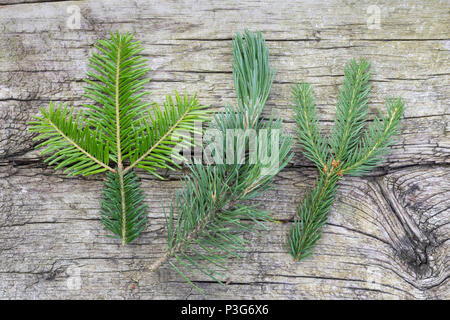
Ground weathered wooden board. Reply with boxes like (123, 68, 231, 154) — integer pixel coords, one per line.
(0, 0, 448, 299)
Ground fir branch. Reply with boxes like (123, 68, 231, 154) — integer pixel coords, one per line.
(125, 92, 209, 176)
(100, 170, 147, 244)
(83, 32, 152, 160)
(28, 32, 210, 244)
(29, 102, 114, 176)
(288, 59, 405, 262)
(142, 30, 293, 292)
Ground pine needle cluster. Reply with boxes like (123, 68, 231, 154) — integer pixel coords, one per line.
(145, 30, 293, 292)
(288, 59, 405, 261)
(29, 32, 210, 245)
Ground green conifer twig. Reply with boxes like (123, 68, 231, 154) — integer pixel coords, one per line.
(29, 32, 210, 244)
(288, 59, 405, 261)
(138, 30, 293, 292)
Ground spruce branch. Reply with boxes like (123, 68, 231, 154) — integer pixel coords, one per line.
(343, 98, 405, 176)
(288, 170, 339, 261)
(288, 59, 405, 262)
(28, 32, 209, 244)
(329, 59, 371, 163)
(291, 83, 329, 169)
(142, 30, 293, 292)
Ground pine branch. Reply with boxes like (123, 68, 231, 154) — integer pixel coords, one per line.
(288, 59, 405, 262)
(28, 32, 210, 244)
(141, 30, 293, 292)
(232, 30, 275, 124)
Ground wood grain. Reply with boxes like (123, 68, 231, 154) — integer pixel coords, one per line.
(0, 0, 448, 299)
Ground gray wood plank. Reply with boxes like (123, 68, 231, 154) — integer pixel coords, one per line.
(0, 0, 448, 299)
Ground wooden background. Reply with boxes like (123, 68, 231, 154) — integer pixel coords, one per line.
(0, 0, 448, 299)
